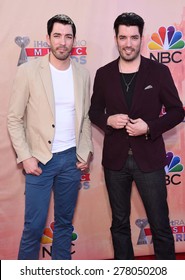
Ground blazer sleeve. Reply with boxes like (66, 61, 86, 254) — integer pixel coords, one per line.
(76, 70, 93, 162)
(147, 65, 184, 140)
(89, 69, 113, 135)
(7, 64, 32, 163)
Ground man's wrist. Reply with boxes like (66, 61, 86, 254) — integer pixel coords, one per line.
(107, 116, 110, 126)
(145, 125, 150, 140)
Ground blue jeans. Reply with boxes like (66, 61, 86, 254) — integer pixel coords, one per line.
(104, 154, 175, 260)
(18, 147, 81, 260)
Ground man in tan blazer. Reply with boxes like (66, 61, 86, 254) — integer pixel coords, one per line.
(7, 14, 93, 260)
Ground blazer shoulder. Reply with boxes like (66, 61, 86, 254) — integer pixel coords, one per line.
(17, 55, 47, 72)
(97, 58, 119, 72)
(141, 55, 169, 72)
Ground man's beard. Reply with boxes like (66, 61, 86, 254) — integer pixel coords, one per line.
(51, 47, 72, 61)
(120, 47, 140, 62)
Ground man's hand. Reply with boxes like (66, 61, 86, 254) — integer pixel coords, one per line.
(126, 118, 148, 136)
(107, 114, 129, 129)
(76, 161, 88, 171)
(23, 157, 42, 176)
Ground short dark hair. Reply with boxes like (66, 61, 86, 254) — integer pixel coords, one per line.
(114, 12, 145, 37)
(47, 14, 76, 37)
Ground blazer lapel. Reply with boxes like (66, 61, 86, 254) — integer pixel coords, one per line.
(111, 58, 129, 109)
(39, 54, 55, 116)
(71, 60, 83, 123)
(130, 56, 149, 112)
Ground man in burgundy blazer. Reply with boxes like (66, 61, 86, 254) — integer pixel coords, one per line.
(90, 55, 184, 172)
(89, 12, 184, 260)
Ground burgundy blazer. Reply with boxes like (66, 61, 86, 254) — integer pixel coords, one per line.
(89, 56, 184, 172)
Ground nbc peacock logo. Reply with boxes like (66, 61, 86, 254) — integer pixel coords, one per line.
(165, 151, 184, 186)
(148, 26, 185, 63)
(41, 221, 78, 258)
(148, 26, 185, 50)
(41, 221, 78, 244)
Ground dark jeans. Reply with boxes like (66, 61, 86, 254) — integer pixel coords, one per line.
(18, 147, 81, 260)
(104, 155, 175, 260)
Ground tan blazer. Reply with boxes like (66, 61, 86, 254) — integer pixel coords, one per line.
(8, 54, 93, 164)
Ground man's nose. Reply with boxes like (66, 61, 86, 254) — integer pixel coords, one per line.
(60, 36, 66, 45)
(126, 38, 132, 46)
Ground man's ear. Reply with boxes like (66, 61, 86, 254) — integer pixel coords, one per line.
(114, 35, 118, 45)
(46, 34, 50, 47)
(73, 36, 76, 46)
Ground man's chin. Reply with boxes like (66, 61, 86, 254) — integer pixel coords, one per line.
(121, 53, 139, 62)
(55, 53, 70, 61)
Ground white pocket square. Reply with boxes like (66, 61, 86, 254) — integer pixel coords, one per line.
(144, 85, 153, 90)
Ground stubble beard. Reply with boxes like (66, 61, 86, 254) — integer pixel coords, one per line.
(120, 47, 140, 62)
(52, 47, 72, 61)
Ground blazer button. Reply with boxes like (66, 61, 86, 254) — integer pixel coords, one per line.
(48, 140, 51, 144)
(52, 124, 55, 128)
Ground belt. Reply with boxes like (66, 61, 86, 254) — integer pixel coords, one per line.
(128, 148, 133, 155)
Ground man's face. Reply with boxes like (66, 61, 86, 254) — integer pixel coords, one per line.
(115, 25, 142, 62)
(47, 22, 75, 61)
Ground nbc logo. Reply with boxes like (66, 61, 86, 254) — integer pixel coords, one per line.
(148, 26, 185, 50)
(165, 152, 183, 186)
(41, 221, 78, 258)
(165, 151, 183, 173)
(148, 26, 185, 63)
